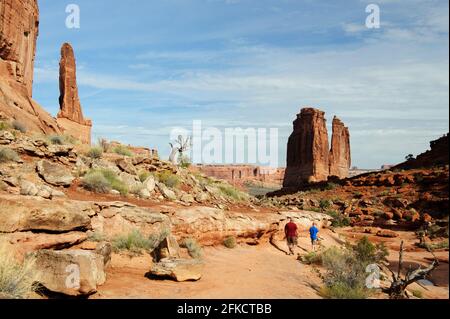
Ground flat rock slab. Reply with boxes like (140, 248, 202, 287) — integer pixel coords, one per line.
(149, 259, 203, 282)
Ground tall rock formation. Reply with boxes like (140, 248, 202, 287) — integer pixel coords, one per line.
(0, 0, 61, 134)
(283, 108, 330, 186)
(56, 43, 92, 144)
(283, 108, 351, 187)
(329, 116, 351, 179)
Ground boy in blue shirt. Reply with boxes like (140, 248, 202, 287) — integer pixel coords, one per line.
(309, 222, 319, 251)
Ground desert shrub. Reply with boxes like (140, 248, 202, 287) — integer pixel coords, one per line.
(0, 243, 37, 299)
(319, 199, 332, 212)
(179, 155, 191, 169)
(157, 170, 180, 189)
(325, 182, 338, 190)
(81, 171, 111, 193)
(300, 251, 322, 265)
(0, 121, 12, 131)
(223, 236, 237, 249)
(47, 135, 66, 145)
(326, 210, 351, 228)
(12, 121, 27, 133)
(88, 231, 107, 242)
(110, 179, 129, 196)
(112, 229, 152, 254)
(0, 148, 19, 163)
(353, 236, 389, 264)
(86, 147, 103, 159)
(412, 289, 424, 299)
(112, 145, 133, 157)
(319, 237, 388, 299)
(218, 184, 246, 201)
(139, 171, 152, 183)
(419, 239, 449, 251)
(180, 238, 202, 259)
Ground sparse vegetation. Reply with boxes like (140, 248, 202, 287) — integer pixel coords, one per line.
(157, 170, 180, 189)
(180, 238, 202, 259)
(319, 199, 332, 213)
(48, 135, 65, 145)
(12, 120, 27, 133)
(98, 138, 110, 153)
(318, 237, 388, 299)
(179, 155, 191, 169)
(112, 229, 152, 254)
(300, 251, 322, 265)
(139, 171, 152, 183)
(325, 182, 338, 190)
(81, 169, 128, 195)
(0, 243, 37, 299)
(412, 289, 424, 299)
(218, 184, 247, 201)
(148, 228, 171, 251)
(0, 121, 12, 131)
(223, 236, 237, 249)
(86, 147, 103, 159)
(88, 231, 107, 242)
(112, 145, 133, 157)
(0, 148, 19, 163)
(81, 171, 111, 193)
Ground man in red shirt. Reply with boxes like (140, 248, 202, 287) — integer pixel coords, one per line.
(284, 217, 298, 256)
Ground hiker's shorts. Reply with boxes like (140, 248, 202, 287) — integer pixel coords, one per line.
(287, 236, 298, 246)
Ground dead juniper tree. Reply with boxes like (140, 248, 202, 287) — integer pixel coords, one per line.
(381, 241, 439, 299)
(169, 135, 192, 166)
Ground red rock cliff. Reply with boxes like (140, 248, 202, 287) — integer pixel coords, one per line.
(0, 0, 61, 134)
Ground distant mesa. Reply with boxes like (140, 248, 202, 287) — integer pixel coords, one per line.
(0, 0, 92, 144)
(283, 107, 351, 187)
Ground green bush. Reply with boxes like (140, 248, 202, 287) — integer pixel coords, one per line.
(12, 121, 27, 133)
(148, 228, 171, 250)
(180, 238, 202, 259)
(218, 184, 246, 201)
(88, 231, 107, 242)
(301, 251, 322, 265)
(0, 121, 12, 131)
(325, 183, 338, 190)
(412, 289, 424, 299)
(223, 236, 237, 249)
(320, 282, 370, 299)
(0, 148, 19, 163)
(139, 171, 152, 183)
(326, 210, 351, 228)
(157, 170, 180, 189)
(81, 171, 111, 193)
(112, 229, 152, 254)
(87, 147, 103, 159)
(113, 145, 133, 157)
(48, 135, 66, 145)
(319, 199, 332, 212)
(0, 243, 37, 299)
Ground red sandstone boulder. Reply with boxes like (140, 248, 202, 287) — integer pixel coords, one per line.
(376, 229, 399, 238)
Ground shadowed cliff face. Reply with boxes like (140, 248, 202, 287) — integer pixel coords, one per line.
(283, 108, 351, 187)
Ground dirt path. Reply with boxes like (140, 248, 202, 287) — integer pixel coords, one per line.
(94, 244, 323, 299)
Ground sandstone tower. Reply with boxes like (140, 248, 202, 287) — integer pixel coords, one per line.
(56, 43, 92, 144)
(283, 108, 351, 187)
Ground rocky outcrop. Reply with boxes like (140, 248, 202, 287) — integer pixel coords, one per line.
(36, 159, 75, 187)
(0, 0, 61, 135)
(283, 108, 351, 187)
(149, 259, 203, 282)
(284, 108, 330, 186)
(329, 116, 351, 179)
(56, 43, 92, 144)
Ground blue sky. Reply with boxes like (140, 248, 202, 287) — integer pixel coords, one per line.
(33, 0, 449, 168)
